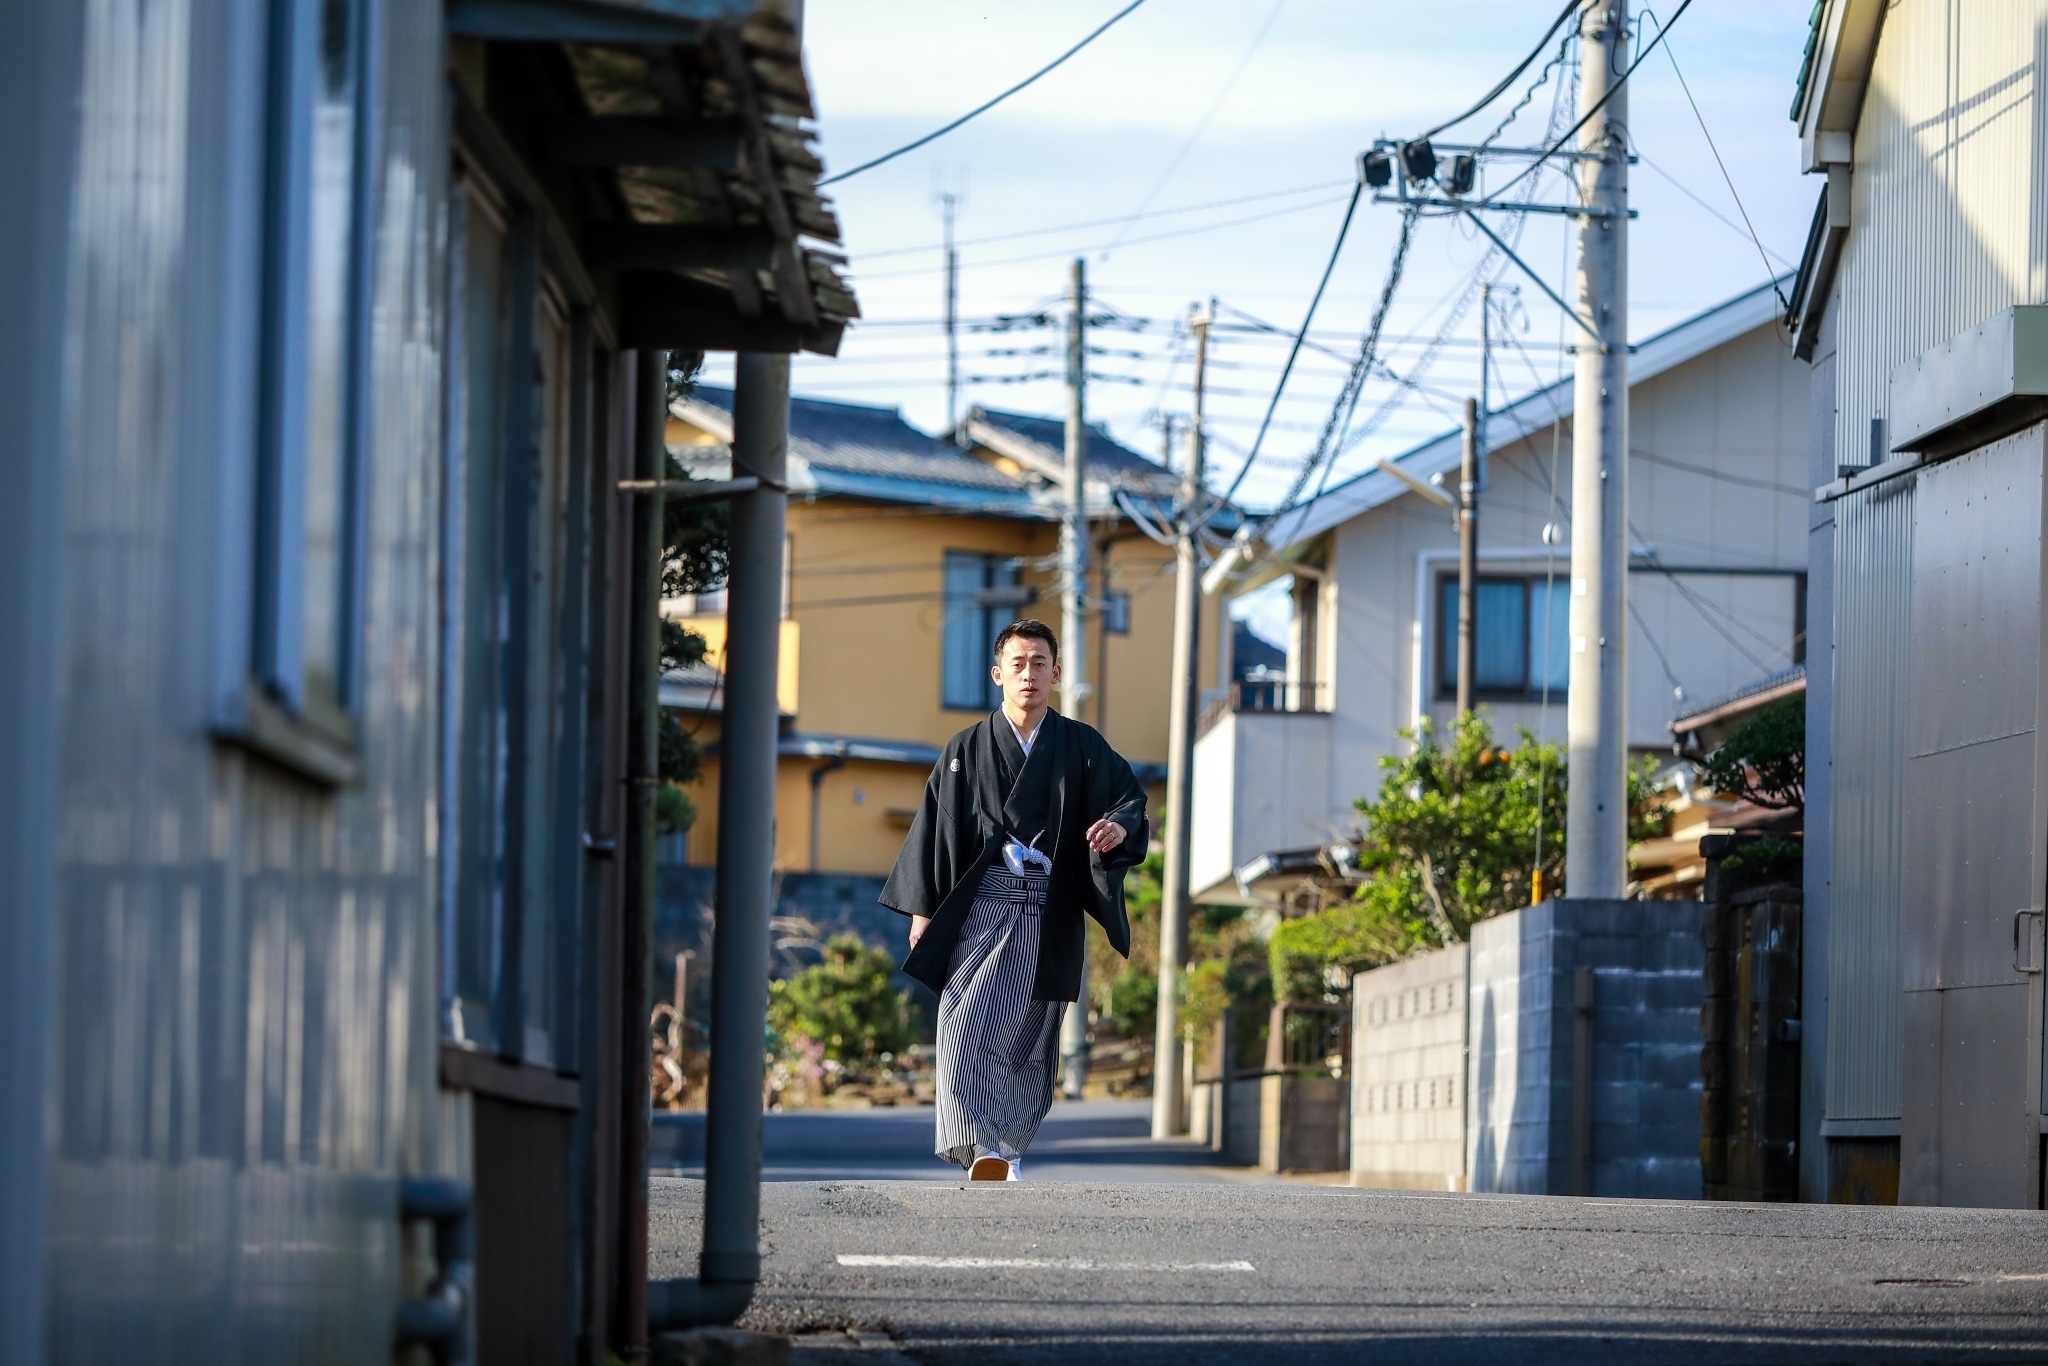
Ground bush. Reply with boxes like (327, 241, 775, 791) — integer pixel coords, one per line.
(1268, 712, 1668, 1001)
(1702, 697, 1804, 815)
(766, 935, 913, 1064)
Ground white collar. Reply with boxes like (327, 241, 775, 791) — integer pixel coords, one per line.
(1003, 709, 1044, 754)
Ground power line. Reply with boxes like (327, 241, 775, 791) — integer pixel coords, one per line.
(1212, 183, 1367, 510)
(1634, 153, 1794, 268)
(1480, 0, 1698, 206)
(1644, 10, 1791, 309)
(852, 180, 1350, 261)
(817, 0, 1152, 187)
(850, 193, 1353, 280)
(1417, 0, 1586, 141)
(1100, 0, 1293, 258)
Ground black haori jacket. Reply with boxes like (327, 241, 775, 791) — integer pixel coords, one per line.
(881, 709, 1149, 1001)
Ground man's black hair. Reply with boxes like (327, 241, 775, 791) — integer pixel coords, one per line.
(992, 618, 1059, 664)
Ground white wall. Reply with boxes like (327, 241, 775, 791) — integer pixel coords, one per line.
(1190, 709, 1334, 898)
(1351, 944, 1468, 1190)
(1318, 319, 1811, 833)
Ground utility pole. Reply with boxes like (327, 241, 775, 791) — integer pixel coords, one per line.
(1456, 396, 1478, 716)
(1059, 256, 1091, 1098)
(939, 190, 960, 429)
(1478, 281, 1492, 490)
(1152, 302, 1210, 1140)
(1566, 0, 1630, 898)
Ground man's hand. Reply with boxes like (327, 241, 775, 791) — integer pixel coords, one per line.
(909, 915, 931, 948)
(1085, 818, 1127, 854)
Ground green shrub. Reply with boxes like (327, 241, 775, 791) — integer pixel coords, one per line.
(766, 934, 913, 1064)
(1268, 711, 1668, 1001)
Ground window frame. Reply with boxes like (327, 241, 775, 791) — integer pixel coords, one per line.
(216, 0, 383, 787)
(1433, 572, 1571, 703)
(939, 549, 1028, 712)
(437, 97, 609, 1070)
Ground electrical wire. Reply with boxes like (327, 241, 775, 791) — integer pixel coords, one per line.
(817, 0, 1152, 187)
(1416, 0, 1586, 141)
(1643, 9, 1791, 310)
(1101, 0, 1293, 258)
(1210, 182, 1367, 510)
(1635, 152, 1794, 268)
(852, 180, 1352, 261)
(1480, 0, 1697, 207)
(1265, 207, 1421, 521)
(849, 192, 1352, 280)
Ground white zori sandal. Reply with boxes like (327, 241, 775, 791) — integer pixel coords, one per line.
(969, 1155, 1012, 1182)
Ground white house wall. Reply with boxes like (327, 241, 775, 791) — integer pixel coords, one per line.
(1317, 320, 1809, 831)
(1190, 709, 1334, 896)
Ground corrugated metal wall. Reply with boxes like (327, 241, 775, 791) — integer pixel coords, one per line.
(1824, 477, 1913, 1122)
(1832, 0, 2048, 469)
(44, 0, 446, 1359)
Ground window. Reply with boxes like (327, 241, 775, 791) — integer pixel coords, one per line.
(236, 0, 375, 777)
(1436, 575, 1570, 699)
(440, 149, 589, 1069)
(942, 551, 1027, 710)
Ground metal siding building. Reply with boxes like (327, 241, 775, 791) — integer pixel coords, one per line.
(0, 0, 854, 1359)
(1798, 0, 2048, 1207)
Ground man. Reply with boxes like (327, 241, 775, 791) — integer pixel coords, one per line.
(882, 619, 1149, 1181)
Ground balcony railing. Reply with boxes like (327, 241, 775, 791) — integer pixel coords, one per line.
(1199, 678, 1331, 733)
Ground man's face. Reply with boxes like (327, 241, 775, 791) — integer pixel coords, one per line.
(993, 634, 1059, 713)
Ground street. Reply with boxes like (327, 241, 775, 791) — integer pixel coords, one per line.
(651, 1098, 1275, 1184)
(652, 1171, 2048, 1364)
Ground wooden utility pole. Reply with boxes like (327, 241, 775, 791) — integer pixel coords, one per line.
(1566, 0, 1631, 897)
(1152, 302, 1210, 1140)
(1456, 396, 1479, 715)
(1058, 257, 1091, 1097)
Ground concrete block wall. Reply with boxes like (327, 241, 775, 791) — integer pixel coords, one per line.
(1466, 899, 1706, 1198)
(1351, 944, 1469, 1189)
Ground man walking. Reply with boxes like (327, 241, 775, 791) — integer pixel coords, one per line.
(883, 619, 1149, 1181)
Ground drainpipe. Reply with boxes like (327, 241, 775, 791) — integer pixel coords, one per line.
(648, 352, 789, 1331)
(808, 746, 849, 872)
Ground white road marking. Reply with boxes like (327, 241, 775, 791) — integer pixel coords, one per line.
(836, 1254, 1256, 1272)
(1997, 1273, 2048, 1282)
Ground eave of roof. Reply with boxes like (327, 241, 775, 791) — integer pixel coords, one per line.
(1671, 665, 1806, 735)
(1259, 277, 1793, 552)
(450, 0, 857, 355)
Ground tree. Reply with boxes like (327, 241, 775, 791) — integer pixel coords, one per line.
(766, 934, 914, 1065)
(1701, 697, 1804, 814)
(654, 350, 726, 836)
(1268, 712, 1668, 1001)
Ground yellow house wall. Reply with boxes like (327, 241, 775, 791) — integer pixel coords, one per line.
(669, 497, 1217, 875)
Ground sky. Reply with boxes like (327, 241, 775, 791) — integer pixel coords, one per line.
(703, 0, 1817, 539)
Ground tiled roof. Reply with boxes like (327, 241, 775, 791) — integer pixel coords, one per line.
(960, 406, 1177, 494)
(685, 386, 1022, 497)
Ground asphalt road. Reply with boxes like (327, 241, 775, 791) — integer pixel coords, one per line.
(651, 1097, 1270, 1184)
(650, 1138, 2048, 1364)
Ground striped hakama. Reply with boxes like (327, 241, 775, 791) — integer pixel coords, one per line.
(933, 865, 1066, 1170)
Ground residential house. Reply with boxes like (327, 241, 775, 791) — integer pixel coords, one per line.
(0, 1, 853, 1361)
(1787, 0, 2048, 1209)
(1194, 280, 1812, 909)
(657, 392, 1222, 965)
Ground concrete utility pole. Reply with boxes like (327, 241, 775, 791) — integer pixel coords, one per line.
(1456, 396, 1479, 716)
(940, 191, 960, 429)
(1565, 0, 1630, 898)
(1059, 256, 1091, 1098)
(1152, 302, 1210, 1140)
